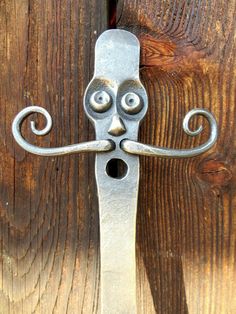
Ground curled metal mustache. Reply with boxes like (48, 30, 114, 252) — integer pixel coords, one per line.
(12, 106, 217, 158)
(12, 106, 114, 156)
(121, 108, 218, 158)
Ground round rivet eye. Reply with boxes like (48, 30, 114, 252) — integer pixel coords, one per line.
(89, 91, 112, 113)
(121, 92, 143, 114)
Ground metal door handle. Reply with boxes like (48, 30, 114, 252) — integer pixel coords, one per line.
(12, 29, 218, 314)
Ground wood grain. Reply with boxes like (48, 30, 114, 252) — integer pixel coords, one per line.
(0, 0, 235, 314)
(0, 1, 107, 313)
(118, 1, 236, 313)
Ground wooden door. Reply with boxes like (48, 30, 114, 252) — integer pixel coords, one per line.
(0, 1, 235, 313)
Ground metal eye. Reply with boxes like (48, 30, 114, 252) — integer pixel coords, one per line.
(89, 91, 112, 113)
(121, 92, 143, 114)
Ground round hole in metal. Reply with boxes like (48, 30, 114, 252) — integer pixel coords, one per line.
(106, 158, 128, 179)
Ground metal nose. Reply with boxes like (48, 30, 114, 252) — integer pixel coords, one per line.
(108, 115, 126, 136)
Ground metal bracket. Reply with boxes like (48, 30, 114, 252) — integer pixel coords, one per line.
(12, 29, 218, 314)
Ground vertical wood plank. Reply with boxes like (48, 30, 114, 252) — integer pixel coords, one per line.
(118, 1, 236, 313)
(0, 1, 108, 313)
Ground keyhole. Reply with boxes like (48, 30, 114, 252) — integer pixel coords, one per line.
(106, 158, 128, 179)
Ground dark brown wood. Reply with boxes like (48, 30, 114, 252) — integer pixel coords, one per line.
(0, 1, 108, 313)
(118, 1, 236, 313)
(0, 1, 235, 313)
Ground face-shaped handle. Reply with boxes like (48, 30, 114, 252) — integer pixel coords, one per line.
(12, 29, 218, 161)
(11, 29, 218, 314)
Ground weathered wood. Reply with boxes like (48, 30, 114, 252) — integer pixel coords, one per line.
(0, 1, 108, 313)
(118, 1, 236, 313)
(0, 1, 235, 314)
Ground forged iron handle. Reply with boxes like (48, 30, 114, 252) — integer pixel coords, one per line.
(11, 29, 219, 314)
(12, 106, 115, 156)
(121, 108, 218, 158)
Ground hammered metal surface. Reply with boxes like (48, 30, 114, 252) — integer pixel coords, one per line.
(84, 29, 148, 314)
(12, 28, 218, 314)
